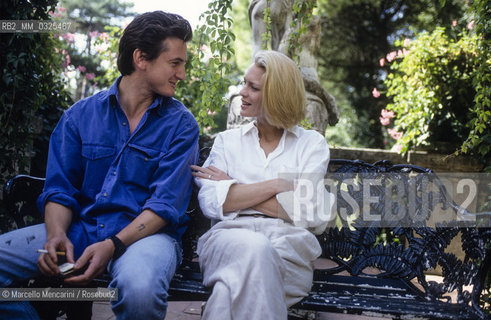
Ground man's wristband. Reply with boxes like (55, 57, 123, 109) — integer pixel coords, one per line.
(108, 235, 126, 260)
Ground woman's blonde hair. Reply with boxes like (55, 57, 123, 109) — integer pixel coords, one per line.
(254, 50, 306, 129)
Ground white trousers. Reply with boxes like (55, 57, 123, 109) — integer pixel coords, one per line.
(197, 216, 322, 320)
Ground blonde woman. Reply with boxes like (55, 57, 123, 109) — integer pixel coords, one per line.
(191, 50, 333, 319)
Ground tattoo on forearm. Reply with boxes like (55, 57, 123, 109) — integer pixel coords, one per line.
(137, 223, 146, 231)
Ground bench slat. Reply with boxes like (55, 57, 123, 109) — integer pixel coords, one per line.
(296, 289, 481, 319)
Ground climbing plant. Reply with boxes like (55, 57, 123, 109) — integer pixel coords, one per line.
(458, 0, 490, 168)
(0, 0, 71, 181)
(384, 28, 481, 154)
(383, 0, 490, 168)
(175, 0, 238, 133)
(260, 0, 317, 61)
(0, 0, 72, 232)
(261, 0, 272, 49)
(96, 0, 238, 134)
(287, 0, 316, 60)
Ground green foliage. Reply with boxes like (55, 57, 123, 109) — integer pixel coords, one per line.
(0, 0, 71, 179)
(255, 0, 316, 62)
(459, 0, 491, 170)
(230, 0, 252, 71)
(0, 0, 72, 232)
(287, 0, 316, 61)
(60, 0, 134, 25)
(261, 0, 272, 49)
(94, 25, 121, 86)
(299, 118, 313, 130)
(317, 0, 469, 148)
(95, 0, 239, 134)
(54, 0, 134, 100)
(384, 27, 489, 164)
(175, 0, 239, 134)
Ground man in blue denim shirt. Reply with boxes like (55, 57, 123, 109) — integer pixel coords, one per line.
(0, 11, 199, 319)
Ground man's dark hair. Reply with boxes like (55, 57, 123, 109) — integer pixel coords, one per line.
(117, 11, 193, 76)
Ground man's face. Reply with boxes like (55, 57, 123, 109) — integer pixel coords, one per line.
(144, 37, 187, 97)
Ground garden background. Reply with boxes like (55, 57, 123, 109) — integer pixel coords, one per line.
(0, 0, 489, 223)
(0, 0, 489, 312)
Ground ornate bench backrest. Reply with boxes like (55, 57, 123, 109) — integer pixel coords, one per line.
(4, 153, 489, 315)
(318, 159, 490, 311)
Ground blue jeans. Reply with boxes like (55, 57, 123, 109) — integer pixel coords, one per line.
(0, 223, 181, 319)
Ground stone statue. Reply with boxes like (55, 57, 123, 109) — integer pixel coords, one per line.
(249, 0, 294, 58)
(227, 0, 339, 133)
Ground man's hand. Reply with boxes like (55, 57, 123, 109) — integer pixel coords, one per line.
(40, 201, 74, 276)
(38, 233, 75, 276)
(64, 239, 115, 285)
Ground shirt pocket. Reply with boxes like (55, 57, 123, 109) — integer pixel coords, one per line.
(81, 144, 116, 193)
(123, 143, 164, 188)
(81, 144, 115, 160)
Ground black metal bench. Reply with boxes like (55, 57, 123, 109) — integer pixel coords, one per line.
(2, 157, 490, 319)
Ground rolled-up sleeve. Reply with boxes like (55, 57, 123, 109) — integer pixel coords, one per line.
(142, 115, 200, 227)
(197, 179, 238, 220)
(37, 112, 83, 215)
(276, 137, 335, 234)
(194, 133, 238, 220)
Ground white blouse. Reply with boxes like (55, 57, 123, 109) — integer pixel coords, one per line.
(195, 121, 334, 234)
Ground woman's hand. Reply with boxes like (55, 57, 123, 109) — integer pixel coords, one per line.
(276, 178, 295, 193)
(191, 165, 232, 181)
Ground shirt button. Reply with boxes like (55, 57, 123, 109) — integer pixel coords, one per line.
(103, 192, 108, 197)
(113, 171, 117, 176)
(122, 122, 127, 126)
(144, 157, 148, 162)
(99, 224, 104, 228)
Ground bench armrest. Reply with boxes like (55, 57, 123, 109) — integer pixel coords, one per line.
(3, 174, 45, 228)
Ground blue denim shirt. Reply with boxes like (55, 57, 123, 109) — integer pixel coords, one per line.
(37, 78, 199, 256)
